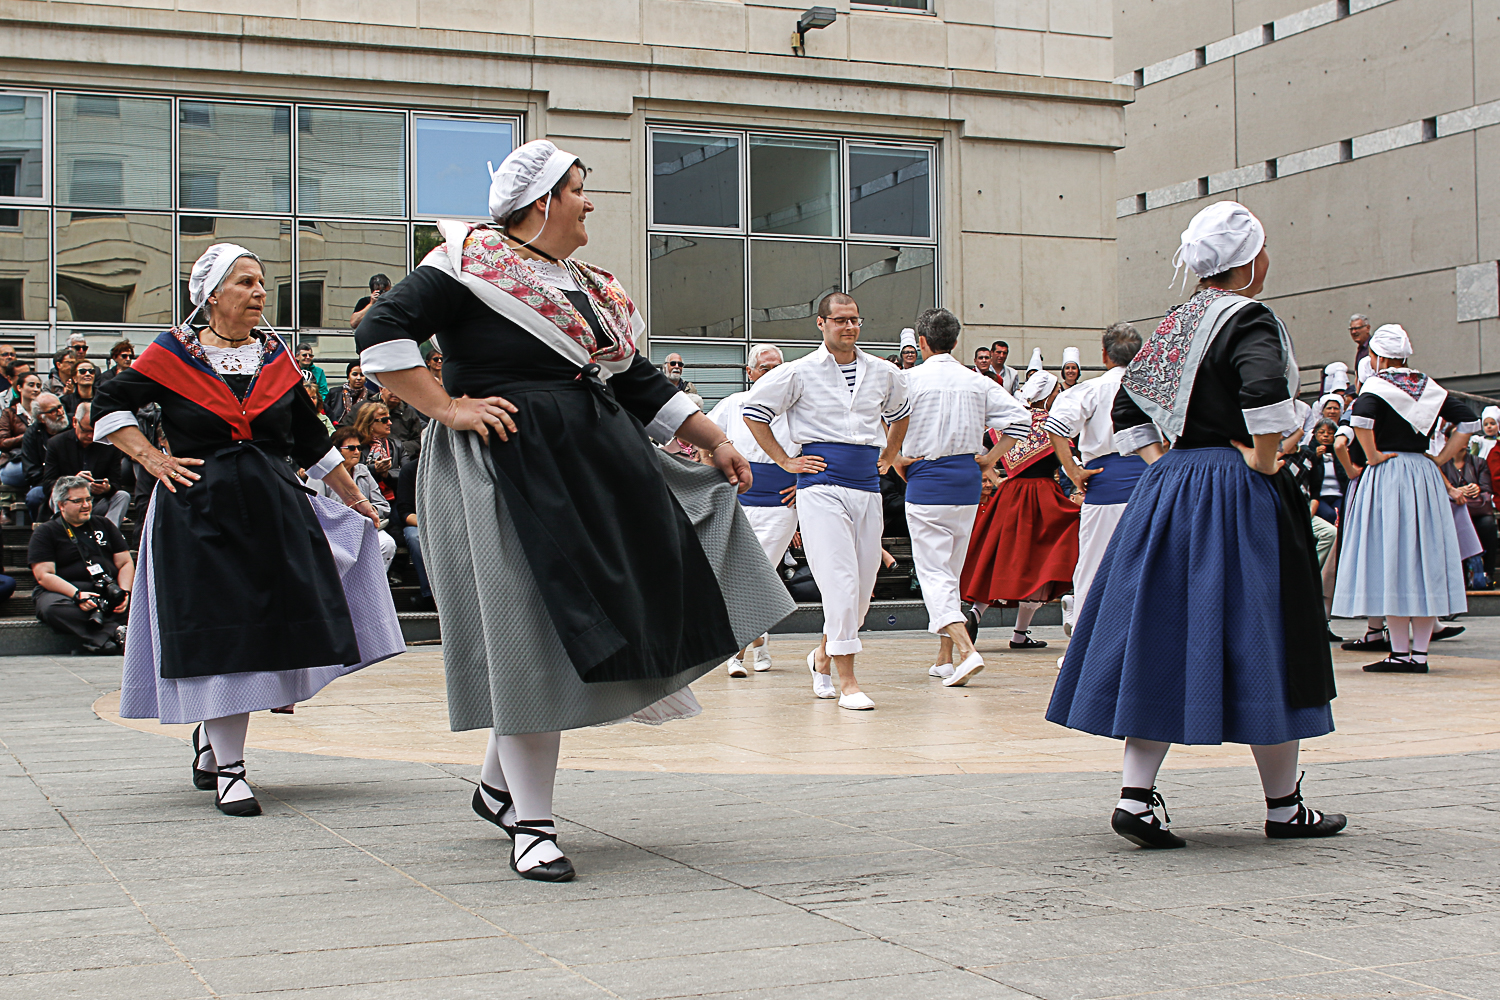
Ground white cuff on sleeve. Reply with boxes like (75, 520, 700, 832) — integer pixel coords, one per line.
(1349, 415, 1375, 429)
(94, 409, 139, 442)
(358, 340, 426, 388)
(1041, 415, 1075, 439)
(1456, 419, 1482, 434)
(306, 446, 343, 479)
(1113, 423, 1163, 455)
(644, 391, 701, 443)
(1242, 398, 1299, 436)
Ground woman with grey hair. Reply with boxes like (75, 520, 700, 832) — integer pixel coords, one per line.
(94, 243, 403, 818)
(356, 139, 791, 881)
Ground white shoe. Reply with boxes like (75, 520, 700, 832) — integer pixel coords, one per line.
(726, 656, 748, 678)
(944, 651, 985, 687)
(838, 691, 875, 710)
(808, 650, 837, 699)
(752, 643, 772, 672)
(928, 662, 955, 679)
(1057, 654, 1066, 671)
(1061, 594, 1075, 637)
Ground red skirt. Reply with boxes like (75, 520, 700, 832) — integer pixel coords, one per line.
(961, 476, 1080, 605)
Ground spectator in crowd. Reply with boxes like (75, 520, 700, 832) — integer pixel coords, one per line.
(67, 332, 89, 359)
(990, 340, 1019, 393)
(1472, 405, 1499, 462)
(972, 346, 997, 381)
(1349, 314, 1371, 375)
(0, 569, 13, 606)
(421, 341, 443, 382)
(0, 343, 17, 394)
(43, 402, 129, 526)
(395, 454, 433, 609)
(325, 361, 373, 426)
(295, 342, 329, 400)
(46, 348, 78, 397)
(1060, 347, 1082, 389)
(312, 429, 397, 570)
(21, 392, 69, 521)
(61, 358, 99, 417)
(1443, 446, 1497, 588)
(1, 372, 41, 490)
(1300, 417, 1348, 525)
(306, 382, 336, 435)
(661, 352, 696, 394)
(380, 386, 427, 462)
(898, 328, 919, 369)
(3, 358, 33, 404)
(353, 402, 401, 503)
(28, 475, 133, 654)
(349, 273, 392, 330)
(97, 340, 135, 385)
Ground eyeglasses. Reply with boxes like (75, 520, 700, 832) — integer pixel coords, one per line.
(373, 417, 392, 423)
(338, 444, 362, 452)
(665, 361, 684, 368)
(61, 496, 93, 506)
(77, 368, 96, 376)
(38, 404, 62, 415)
(116, 354, 134, 361)
(824, 317, 863, 328)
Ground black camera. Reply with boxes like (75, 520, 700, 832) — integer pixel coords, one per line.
(77, 580, 128, 626)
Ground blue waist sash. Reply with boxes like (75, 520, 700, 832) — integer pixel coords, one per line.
(797, 442, 880, 493)
(1083, 452, 1147, 505)
(741, 461, 797, 507)
(904, 453, 981, 506)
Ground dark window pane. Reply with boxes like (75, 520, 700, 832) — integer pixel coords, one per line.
(75, 95, 120, 117)
(180, 216, 291, 326)
(0, 208, 48, 320)
(56, 212, 174, 326)
(750, 137, 839, 237)
(58, 94, 171, 208)
(750, 240, 841, 341)
(299, 221, 407, 329)
(0, 94, 44, 198)
(849, 146, 931, 239)
(414, 117, 514, 218)
(649, 235, 743, 339)
(69, 160, 123, 205)
(178, 102, 291, 213)
(413, 224, 441, 264)
(652, 133, 739, 229)
(297, 107, 405, 217)
(847, 244, 934, 344)
(299, 280, 323, 328)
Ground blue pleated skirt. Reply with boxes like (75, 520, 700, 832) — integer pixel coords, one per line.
(1047, 447, 1335, 746)
(1331, 452, 1467, 618)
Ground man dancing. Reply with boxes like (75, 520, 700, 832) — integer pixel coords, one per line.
(708, 344, 799, 676)
(1044, 322, 1145, 635)
(743, 292, 909, 710)
(897, 308, 1030, 687)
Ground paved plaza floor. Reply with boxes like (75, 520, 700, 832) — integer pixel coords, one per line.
(5, 622, 1500, 999)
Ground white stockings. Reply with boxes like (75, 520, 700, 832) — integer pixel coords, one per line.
(481, 729, 563, 871)
(203, 713, 252, 804)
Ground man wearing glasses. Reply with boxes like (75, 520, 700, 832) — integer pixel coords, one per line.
(98, 340, 135, 385)
(661, 353, 696, 395)
(0, 343, 18, 394)
(42, 403, 129, 526)
(706, 344, 799, 677)
(20, 392, 70, 522)
(743, 292, 910, 711)
(28, 475, 133, 654)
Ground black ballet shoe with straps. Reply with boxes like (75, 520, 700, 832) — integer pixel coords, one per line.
(1111, 786, 1186, 849)
(1009, 631, 1048, 649)
(1432, 625, 1465, 641)
(1341, 630, 1389, 652)
(510, 821, 575, 882)
(191, 723, 216, 791)
(214, 761, 261, 817)
(1264, 775, 1347, 839)
(471, 781, 517, 838)
(1363, 655, 1428, 673)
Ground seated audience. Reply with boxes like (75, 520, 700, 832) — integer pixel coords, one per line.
(42, 402, 129, 525)
(353, 403, 401, 503)
(395, 455, 433, 609)
(1299, 418, 1348, 524)
(307, 382, 335, 435)
(20, 393, 70, 521)
(1, 372, 41, 490)
(326, 362, 374, 426)
(46, 349, 77, 397)
(381, 386, 427, 462)
(311, 430, 396, 570)
(96, 340, 135, 385)
(1443, 447, 1497, 588)
(28, 475, 133, 653)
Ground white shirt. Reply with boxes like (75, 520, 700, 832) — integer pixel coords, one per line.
(742, 343, 910, 447)
(708, 389, 799, 464)
(901, 353, 1031, 459)
(1043, 366, 1128, 464)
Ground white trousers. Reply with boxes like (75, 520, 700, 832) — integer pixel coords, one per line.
(1074, 501, 1126, 623)
(377, 529, 396, 570)
(798, 484, 883, 656)
(743, 504, 799, 568)
(905, 501, 977, 633)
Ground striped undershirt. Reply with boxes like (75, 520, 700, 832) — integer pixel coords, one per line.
(839, 360, 858, 392)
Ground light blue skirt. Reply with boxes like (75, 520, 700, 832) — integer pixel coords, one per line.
(1331, 452, 1467, 618)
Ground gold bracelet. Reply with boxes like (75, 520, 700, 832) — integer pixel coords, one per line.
(711, 440, 734, 453)
(346, 497, 374, 509)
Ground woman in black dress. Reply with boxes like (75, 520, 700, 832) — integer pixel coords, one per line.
(95, 244, 403, 817)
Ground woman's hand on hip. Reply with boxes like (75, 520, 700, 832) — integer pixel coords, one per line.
(140, 449, 204, 493)
(443, 395, 518, 443)
(1231, 440, 1283, 476)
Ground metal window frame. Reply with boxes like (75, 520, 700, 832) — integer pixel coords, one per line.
(52, 90, 173, 212)
(844, 140, 937, 243)
(409, 111, 524, 224)
(0, 88, 50, 206)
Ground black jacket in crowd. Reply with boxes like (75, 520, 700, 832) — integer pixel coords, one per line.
(41, 429, 125, 503)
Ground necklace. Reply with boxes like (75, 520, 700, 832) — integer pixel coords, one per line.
(203, 326, 251, 347)
(504, 235, 561, 263)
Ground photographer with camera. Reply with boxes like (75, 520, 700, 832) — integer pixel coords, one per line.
(29, 475, 133, 653)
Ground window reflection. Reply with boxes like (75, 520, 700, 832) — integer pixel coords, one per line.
(298, 107, 405, 217)
(649, 235, 743, 338)
(649, 341, 746, 406)
(750, 240, 841, 340)
(849, 146, 931, 239)
(414, 117, 514, 218)
(750, 136, 839, 237)
(847, 244, 935, 344)
(299, 221, 407, 329)
(0, 208, 48, 321)
(56, 94, 171, 209)
(0, 94, 44, 200)
(178, 102, 291, 213)
(56, 212, 173, 325)
(652, 133, 739, 229)
(178, 216, 291, 326)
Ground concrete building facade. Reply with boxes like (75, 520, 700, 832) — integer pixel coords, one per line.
(1113, 0, 1500, 391)
(0, 0, 1129, 403)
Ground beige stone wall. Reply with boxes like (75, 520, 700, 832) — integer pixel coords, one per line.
(0, 0, 1128, 368)
(1114, 0, 1500, 382)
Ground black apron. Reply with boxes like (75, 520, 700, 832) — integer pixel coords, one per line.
(1270, 466, 1337, 709)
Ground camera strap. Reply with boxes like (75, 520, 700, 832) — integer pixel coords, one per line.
(64, 521, 115, 590)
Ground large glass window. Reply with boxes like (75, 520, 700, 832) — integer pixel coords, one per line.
(652, 132, 739, 229)
(648, 126, 936, 372)
(414, 117, 515, 219)
(0, 209, 49, 321)
(0, 93, 45, 202)
(178, 101, 291, 213)
(299, 221, 407, 329)
(178, 216, 291, 325)
(56, 94, 171, 209)
(298, 107, 405, 217)
(648, 341, 746, 408)
(56, 212, 174, 325)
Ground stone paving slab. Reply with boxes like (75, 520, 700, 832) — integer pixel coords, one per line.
(5, 654, 1500, 998)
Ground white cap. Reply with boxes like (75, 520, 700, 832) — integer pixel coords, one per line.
(1017, 369, 1057, 403)
(488, 139, 579, 222)
(1026, 347, 1044, 372)
(188, 243, 260, 308)
(1482, 405, 1500, 424)
(899, 328, 917, 350)
(1061, 346, 1080, 366)
(1172, 201, 1265, 286)
(1357, 356, 1373, 384)
(1369, 323, 1413, 361)
(1322, 361, 1349, 393)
